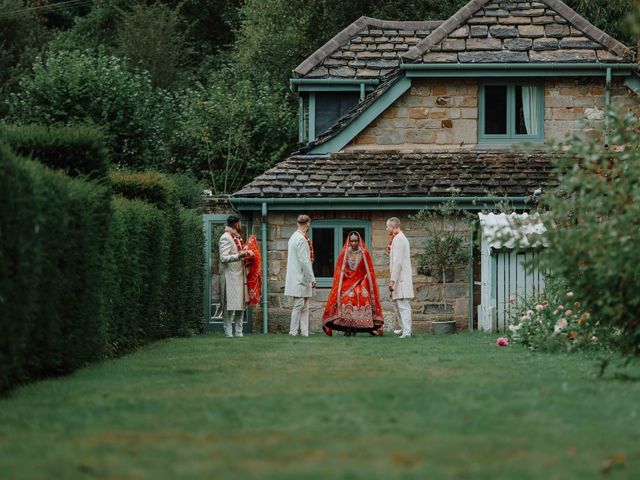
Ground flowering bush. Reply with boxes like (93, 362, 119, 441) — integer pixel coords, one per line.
(507, 279, 614, 353)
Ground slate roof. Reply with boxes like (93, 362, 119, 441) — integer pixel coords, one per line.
(233, 151, 554, 198)
(294, 0, 635, 80)
(294, 17, 442, 78)
(402, 0, 635, 64)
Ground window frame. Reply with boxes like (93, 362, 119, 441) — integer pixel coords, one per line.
(309, 219, 372, 288)
(478, 80, 545, 144)
(298, 85, 375, 142)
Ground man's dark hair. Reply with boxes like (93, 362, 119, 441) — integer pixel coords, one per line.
(227, 215, 240, 227)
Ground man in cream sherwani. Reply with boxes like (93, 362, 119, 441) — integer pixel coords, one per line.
(387, 217, 414, 338)
(219, 215, 249, 338)
(284, 214, 316, 336)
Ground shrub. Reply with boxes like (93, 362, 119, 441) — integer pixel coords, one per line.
(5, 50, 173, 169)
(0, 145, 111, 391)
(109, 170, 176, 209)
(507, 278, 611, 353)
(0, 124, 110, 179)
(163, 206, 205, 337)
(104, 197, 170, 354)
(542, 110, 640, 357)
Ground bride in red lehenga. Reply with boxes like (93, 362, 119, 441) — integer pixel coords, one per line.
(322, 231, 384, 336)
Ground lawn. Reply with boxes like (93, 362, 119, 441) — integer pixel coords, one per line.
(1, 333, 639, 479)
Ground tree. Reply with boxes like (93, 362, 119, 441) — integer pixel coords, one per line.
(542, 109, 640, 357)
(168, 69, 296, 193)
(6, 50, 174, 168)
(413, 201, 471, 319)
(114, 2, 192, 89)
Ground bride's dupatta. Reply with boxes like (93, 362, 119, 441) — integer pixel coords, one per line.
(321, 232, 384, 336)
(245, 234, 262, 306)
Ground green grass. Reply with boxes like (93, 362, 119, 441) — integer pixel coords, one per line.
(1, 333, 639, 479)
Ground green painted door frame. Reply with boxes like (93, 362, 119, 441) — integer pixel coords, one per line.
(202, 214, 253, 333)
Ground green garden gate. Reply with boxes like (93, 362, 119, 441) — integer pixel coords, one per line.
(202, 214, 253, 333)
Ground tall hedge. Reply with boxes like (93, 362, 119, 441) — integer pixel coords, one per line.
(0, 124, 110, 179)
(105, 197, 170, 354)
(1, 147, 205, 392)
(0, 145, 111, 390)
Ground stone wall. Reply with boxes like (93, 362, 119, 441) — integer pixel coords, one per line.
(251, 210, 471, 335)
(350, 78, 478, 149)
(347, 77, 638, 149)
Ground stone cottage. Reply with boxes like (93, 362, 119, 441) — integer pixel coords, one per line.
(208, 0, 639, 334)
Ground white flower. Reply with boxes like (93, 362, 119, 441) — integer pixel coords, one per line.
(553, 318, 568, 333)
(535, 304, 545, 312)
(565, 309, 573, 317)
(508, 324, 522, 333)
(526, 310, 534, 318)
(566, 291, 574, 298)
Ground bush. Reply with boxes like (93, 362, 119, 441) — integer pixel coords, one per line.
(163, 207, 205, 337)
(0, 124, 110, 179)
(507, 278, 610, 353)
(1, 147, 205, 392)
(5, 50, 173, 169)
(104, 197, 170, 354)
(109, 170, 176, 209)
(0, 145, 111, 391)
(542, 111, 640, 357)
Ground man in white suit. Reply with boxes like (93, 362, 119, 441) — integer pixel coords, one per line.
(284, 214, 316, 336)
(219, 215, 250, 338)
(387, 217, 414, 338)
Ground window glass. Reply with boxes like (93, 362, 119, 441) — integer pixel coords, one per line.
(311, 228, 334, 279)
(484, 85, 507, 135)
(481, 83, 543, 141)
(315, 92, 359, 135)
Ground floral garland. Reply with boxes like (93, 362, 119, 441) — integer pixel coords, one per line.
(227, 227, 251, 258)
(302, 231, 314, 262)
(387, 230, 399, 255)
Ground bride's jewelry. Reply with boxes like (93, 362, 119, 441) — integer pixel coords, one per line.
(347, 248, 362, 270)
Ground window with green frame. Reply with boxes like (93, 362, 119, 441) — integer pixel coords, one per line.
(309, 219, 371, 288)
(478, 82, 544, 143)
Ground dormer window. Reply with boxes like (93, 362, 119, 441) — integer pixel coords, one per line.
(293, 80, 378, 143)
(299, 91, 360, 143)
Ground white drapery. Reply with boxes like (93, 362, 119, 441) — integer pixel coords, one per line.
(521, 85, 540, 136)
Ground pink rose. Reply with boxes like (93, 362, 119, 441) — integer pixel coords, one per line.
(535, 304, 545, 312)
(496, 337, 509, 347)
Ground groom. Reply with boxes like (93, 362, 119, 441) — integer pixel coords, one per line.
(387, 217, 414, 338)
(219, 215, 250, 337)
(284, 214, 316, 336)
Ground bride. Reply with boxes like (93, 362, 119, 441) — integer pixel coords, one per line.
(321, 231, 384, 336)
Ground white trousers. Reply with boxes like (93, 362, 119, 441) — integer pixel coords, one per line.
(289, 297, 310, 336)
(393, 299, 412, 336)
(223, 310, 244, 337)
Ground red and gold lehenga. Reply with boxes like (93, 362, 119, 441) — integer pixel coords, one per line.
(322, 233, 384, 336)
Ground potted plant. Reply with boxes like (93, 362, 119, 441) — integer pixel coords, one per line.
(413, 200, 471, 334)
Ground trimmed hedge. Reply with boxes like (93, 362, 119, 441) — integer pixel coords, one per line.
(1, 148, 205, 392)
(109, 170, 175, 209)
(0, 145, 111, 389)
(105, 197, 170, 354)
(0, 124, 110, 179)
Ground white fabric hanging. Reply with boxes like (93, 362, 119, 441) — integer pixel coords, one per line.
(521, 85, 540, 136)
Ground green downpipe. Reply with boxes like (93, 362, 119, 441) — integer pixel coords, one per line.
(605, 67, 612, 146)
(261, 202, 268, 334)
(468, 227, 474, 331)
